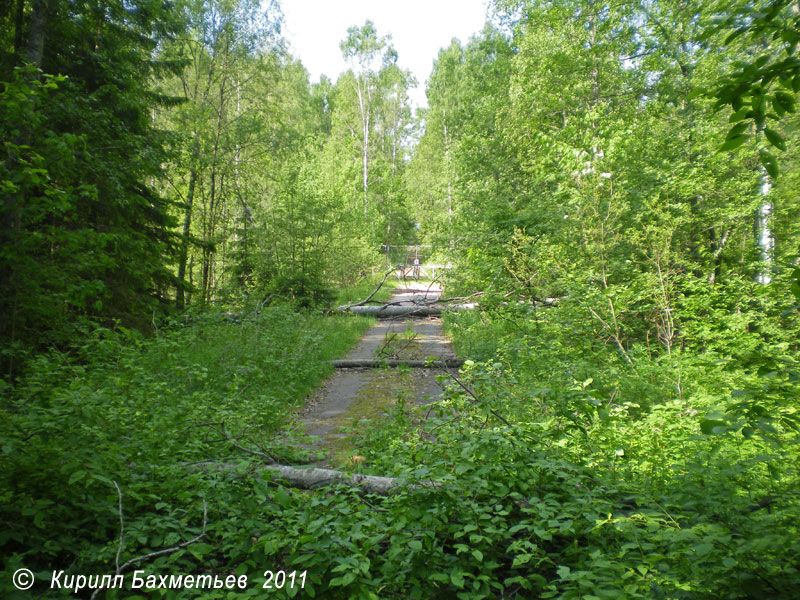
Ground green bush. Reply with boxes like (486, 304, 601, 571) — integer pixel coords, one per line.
(0, 306, 373, 598)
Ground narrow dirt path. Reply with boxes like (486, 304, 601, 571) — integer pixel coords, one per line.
(295, 281, 455, 466)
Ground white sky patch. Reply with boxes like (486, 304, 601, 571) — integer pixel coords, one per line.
(279, 0, 490, 108)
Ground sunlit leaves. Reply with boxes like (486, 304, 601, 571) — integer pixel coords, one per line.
(760, 148, 779, 178)
(720, 134, 749, 151)
(764, 126, 786, 150)
(710, 0, 800, 175)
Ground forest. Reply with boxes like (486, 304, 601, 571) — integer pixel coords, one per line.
(2, 0, 800, 598)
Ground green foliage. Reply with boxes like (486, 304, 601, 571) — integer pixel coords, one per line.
(265, 272, 334, 309)
(3, 0, 417, 366)
(392, 1, 800, 596)
(1, 1, 187, 376)
(0, 306, 374, 597)
(5, 1, 800, 598)
(420, 302, 800, 599)
(706, 0, 800, 174)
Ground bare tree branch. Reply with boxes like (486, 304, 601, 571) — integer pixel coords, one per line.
(219, 422, 278, 462)
(340, 265, 400, 310)
(117, 501, 207, 574)
(440, 360, 512, 427)
(90, 487, 208, 600)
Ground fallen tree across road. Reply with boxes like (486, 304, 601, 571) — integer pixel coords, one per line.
(330, 358, 464, 368)
(339, 303, 478, 317)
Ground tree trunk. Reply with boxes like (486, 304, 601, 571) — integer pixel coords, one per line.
(354, 74, 370, 217)
(191, 462, 440, 495)
(4, 0, 50, 375)
(331, 359, 464, 369)
(26, 0, 49, 68)
(362, 104, 369, 217)
(339, 303, 478, 317)
(176, 159, 198, 309)
(707, 229, 731, 284)
(13, 0, 25, 55)
(755, 169, 774, 285)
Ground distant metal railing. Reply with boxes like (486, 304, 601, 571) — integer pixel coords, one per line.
(396, 263, 451, 280)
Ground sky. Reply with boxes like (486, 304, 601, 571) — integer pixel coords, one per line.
(280, 0, 491, 109)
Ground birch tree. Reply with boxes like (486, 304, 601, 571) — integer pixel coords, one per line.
(340, 21, 393, 218)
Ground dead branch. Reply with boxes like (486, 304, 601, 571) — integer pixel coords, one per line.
(434, 291, 485, 305)
(391, 333, 419, 358)
(439, 362, 512, 428)
(114, 481, 123, 574)
(377, 332, 419, 359)
(90, 485, 208, 600)
(340, 265, 401, 310)
(118, 501, 207, 573)
(375, 331, 399, 358)
(219, 423, 278, 462)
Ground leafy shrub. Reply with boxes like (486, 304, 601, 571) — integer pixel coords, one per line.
(0, 306, 373, 598)
(264, 273, 335, 309)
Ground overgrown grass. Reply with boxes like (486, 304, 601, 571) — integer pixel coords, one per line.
(0, 303, 375, 599)
(9, 273, 799, 599)
(274, 298, 800, 599)
(424, 302, 800, 598)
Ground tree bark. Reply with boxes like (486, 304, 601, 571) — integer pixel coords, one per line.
(175, 159, 198, 309)
(13, 0, 25, 56)
(26, 0, 49, 68)
(191, 462, 439, 495)
(4, 0, 50, 375)
(331, 359, 464, 369)
(755, 169, 774, 285)
(339, 303, 478, 317)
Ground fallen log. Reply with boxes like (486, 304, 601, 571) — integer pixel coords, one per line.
(266, 464, 438, 494)
(188, 461, 439, 495)
(346, 305, 440, 317)
(339, 303, 478, 317)
(331, 358, 464, 369)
